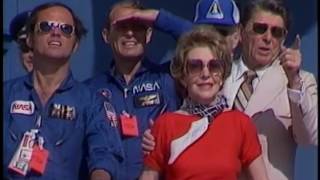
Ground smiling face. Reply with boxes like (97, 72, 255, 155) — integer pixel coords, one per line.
(241, 10, 286, 70)
(27, 6, 78, 61)
(103, 5, 152, 61)
(181, 46, 224, 105)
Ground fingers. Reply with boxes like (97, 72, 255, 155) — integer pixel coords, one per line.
(111, 16, 135, 26)
(142, 129, 156, 154)
(291, 34, 301, 50)
(279, 34, 301, 65)
(149, 119, 154, 127)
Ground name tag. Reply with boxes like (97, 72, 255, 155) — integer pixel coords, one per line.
(134, 93, 161, 108)
(49, 103, 76, 121)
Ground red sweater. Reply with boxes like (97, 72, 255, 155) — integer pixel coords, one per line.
(144, 110, 261, 180)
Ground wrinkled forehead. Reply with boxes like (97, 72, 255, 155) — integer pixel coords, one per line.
(36, 6, 74, 25)
(250, 9, 285, 28)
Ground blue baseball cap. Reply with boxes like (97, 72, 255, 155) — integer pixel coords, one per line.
(9, 10, 32, 41)
(194, 0, 240, 26)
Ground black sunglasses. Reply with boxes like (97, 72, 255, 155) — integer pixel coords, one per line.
(252, 22, 287, 39)
(215, 26, 237, 37)
(186, 59, 224, 76)
(37, 21, 75, 36)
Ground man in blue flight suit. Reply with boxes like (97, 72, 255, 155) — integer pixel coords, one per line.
(85, 0, 180, 179)
(3, 2, 123, 180)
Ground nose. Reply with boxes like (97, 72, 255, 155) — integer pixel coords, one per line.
(124, 28, 134, 37)
(200, 65, 211, 78)
(262, 29, 272, 43)
(50, 26, 62, 36)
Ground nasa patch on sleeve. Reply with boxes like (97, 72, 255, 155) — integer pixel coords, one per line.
(134, 93, 162, 108)
(10, 100, 35, 115)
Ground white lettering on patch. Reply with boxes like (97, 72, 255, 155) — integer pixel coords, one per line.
(10, 100, 35, 115)
(133, 82, 160, 94)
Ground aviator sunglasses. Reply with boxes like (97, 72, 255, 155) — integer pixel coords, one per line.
(186, 59, 224, 76)
(252, 22, 287, 39)
(36, 21, 75, 36)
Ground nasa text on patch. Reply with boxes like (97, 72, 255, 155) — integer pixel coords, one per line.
(10, 100, 35, 115)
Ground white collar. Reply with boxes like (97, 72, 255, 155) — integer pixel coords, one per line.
(234, 56, 271, 81)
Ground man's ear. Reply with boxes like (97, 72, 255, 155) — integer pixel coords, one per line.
(102, 28, 110, 44)
(72, 41, 79, 53)
(26, 34, 32, 49)
(239, 24, 245, 43)
(231, 28, 240, 50)
(145, 27, 153, 44)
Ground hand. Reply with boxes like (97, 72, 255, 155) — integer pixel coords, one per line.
(112, 9, 159, 27)
(142, 119, 155, 155)
(91, 169, 111, 180)
(279, 34, 302, 89)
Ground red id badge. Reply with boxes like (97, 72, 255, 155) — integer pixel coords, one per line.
(120, 115, 139, 137)
(29, 145, 49, 175)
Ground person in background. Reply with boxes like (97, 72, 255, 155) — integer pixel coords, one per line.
(113, 0, 241, 60)
(141, 0, 318, 179)
(9, 10, 33, 72)
(3, 2, 123, 179)
(140, 25, 269, 180)
(85, 0, 180, 179)
(114, 0, 243, 153)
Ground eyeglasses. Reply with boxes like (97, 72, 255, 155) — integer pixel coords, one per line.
(36, 21, 75, 36)
(215, 26, 237, 37)
(252, 22, 287, 39)
(186, 59, 224, 76)
(19, 43, 32, 53)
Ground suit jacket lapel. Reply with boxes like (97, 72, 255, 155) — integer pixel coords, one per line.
(245, 62, 288, 116)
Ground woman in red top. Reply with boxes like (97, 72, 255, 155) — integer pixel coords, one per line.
(140, 25, 268, 180)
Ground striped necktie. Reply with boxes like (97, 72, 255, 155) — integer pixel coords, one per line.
(234, 70, 257, 111)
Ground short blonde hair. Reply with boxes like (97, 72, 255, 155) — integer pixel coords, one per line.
(171, 25, 232, 82)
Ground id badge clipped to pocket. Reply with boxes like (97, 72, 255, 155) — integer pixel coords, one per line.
(29, 136, 49, 175)
(120, 114, 139, 137)
(8, 130, 37, 176)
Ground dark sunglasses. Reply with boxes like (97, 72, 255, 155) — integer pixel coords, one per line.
(19, 43, 32, 53)
(37, 21, 75, 36)
(186, 59, 224, 76)
(252, 22, 287, 39)
(215, 26, 237, 37)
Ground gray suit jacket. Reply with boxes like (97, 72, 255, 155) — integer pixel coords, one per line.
(222, 58, 318, 180)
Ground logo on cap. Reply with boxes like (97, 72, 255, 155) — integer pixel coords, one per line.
(206, 0, 224, 19)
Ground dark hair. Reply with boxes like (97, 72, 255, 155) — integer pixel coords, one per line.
(240, 0, 290, 31)
(104, 0, 144, 29)
(26, 2, 87, 41)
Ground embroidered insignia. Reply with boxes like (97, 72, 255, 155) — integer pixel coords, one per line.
(104, 101, 118, 127)
(10, 100, 35, 115)
(206, 0, 224, 19)
(134, 93, 161, 107)
(98, 88, 112, 100)
(49, 103, 76, 120)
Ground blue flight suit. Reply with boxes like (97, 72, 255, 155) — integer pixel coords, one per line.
(85, 58, 180, 180)
(3, 72, 123, 180)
